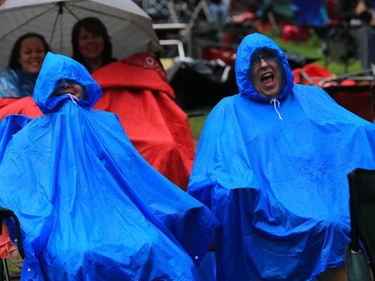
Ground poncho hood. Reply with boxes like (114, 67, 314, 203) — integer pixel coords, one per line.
(235, 32, 294, 102)
(33, 52, 102, 113)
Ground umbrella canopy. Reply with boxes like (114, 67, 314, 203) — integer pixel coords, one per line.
(0, 0, 162, 69)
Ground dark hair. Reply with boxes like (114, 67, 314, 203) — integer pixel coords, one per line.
(71, 17, 115, 72)
(8, 33, 50, 70)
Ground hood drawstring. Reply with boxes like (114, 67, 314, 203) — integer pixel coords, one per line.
(67, 93, 78, 105)
(270, 98, 283, 120)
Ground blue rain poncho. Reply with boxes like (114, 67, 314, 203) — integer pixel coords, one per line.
(0, 114, 31, 162)
(0, 52, 218, 281)
(0, 67, 37, 97)
(188, 33, 375, 280)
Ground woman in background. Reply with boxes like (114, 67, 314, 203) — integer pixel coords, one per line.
(0, 33, 50, 98)
(71, 17, 196, 190)
(71, 17, 116, 73)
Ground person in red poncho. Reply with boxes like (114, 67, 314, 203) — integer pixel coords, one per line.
(91, 53, 195, 190)
(72, 17, 195, 190)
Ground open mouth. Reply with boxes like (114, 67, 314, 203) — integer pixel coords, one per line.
(261, 72, 274, 84)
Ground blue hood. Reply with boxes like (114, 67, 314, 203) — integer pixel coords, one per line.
(235, 32, 294, 102)
(33, 52, 102, 113)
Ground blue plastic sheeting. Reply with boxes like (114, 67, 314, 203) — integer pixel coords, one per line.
(0, 67, 37, 97)
(188, 33, 375, 280)
(0, 53, 218, 281)
(197, 252, 216, 281)
(0, 114, 31, 161)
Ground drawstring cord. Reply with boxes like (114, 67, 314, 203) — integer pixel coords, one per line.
(270, 98, 283, 120)
(67, 94, 78, 105)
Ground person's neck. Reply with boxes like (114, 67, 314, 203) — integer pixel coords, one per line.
(85, 57, 103, 72)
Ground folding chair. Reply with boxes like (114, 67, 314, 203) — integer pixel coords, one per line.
(0, 208, 24, 281)
(346, 168, 375, 281)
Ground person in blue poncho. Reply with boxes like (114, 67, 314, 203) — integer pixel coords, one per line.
(0, 52, 218, 281)
(188, 32, 375, 281)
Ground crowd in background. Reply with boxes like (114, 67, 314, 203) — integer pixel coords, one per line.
(135, 0, 375, 71)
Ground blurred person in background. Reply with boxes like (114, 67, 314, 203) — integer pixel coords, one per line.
(71, 17, 117, 73)
(208, 0, 230, 29)
(0, 33, 50, 98)
(336, 0, 375, 71)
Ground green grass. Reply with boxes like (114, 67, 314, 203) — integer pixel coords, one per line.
(4, 258, 21, 278)
(188, 107, 212, 140)
(188, 29, 362, 140)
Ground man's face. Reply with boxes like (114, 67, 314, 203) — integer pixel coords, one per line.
(248, 49, 283, 99)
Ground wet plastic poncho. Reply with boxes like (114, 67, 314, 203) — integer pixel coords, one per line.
(188, 33, 375, 280)
(0, 52, 218, 281)
(0, 67, 37, 97)
(0, 114, 31, 161)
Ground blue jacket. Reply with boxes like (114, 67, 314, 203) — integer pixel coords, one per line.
(0, 52, 218, 281)
(188, 33, 375, 280)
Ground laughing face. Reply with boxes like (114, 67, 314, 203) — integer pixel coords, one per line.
(248, 49, 284, 99)
(17, 37, 47, 75)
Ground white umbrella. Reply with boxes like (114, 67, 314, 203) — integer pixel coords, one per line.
(0, 0, 162, 69)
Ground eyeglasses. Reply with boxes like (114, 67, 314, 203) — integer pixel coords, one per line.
(251, 51, 278, 68)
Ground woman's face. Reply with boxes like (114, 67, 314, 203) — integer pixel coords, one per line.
(18, 37, 46, 75)
(78, 26, 104, 61)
